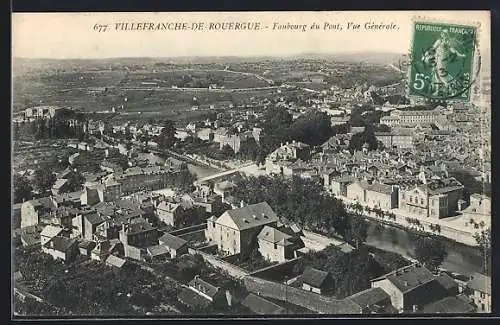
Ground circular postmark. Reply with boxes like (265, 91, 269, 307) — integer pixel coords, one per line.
(408, 23, 481, 103)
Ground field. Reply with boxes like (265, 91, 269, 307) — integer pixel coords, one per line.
(12, 57, 403, 124)
(13, 67, 272, 113)
(13, 140, 78, 173)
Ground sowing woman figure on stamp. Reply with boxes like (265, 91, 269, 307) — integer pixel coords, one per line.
(421, 29, 467, 96)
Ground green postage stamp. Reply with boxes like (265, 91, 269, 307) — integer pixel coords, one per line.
(408, 20, 479, 102)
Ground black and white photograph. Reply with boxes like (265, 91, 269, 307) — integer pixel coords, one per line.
(11, 11, 492, 317)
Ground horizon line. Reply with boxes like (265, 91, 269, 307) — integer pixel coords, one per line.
(13, 50, 408, 61)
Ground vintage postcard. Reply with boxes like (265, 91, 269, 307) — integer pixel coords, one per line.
(11, 11, 491, 318)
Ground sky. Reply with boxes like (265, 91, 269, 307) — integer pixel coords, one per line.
(12, 11, 490, 59)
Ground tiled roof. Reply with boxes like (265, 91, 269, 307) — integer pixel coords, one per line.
(84, 213, 107, 225)
(222, 202, 279, 231)
(467, 273, 491, 295)
(46, 236, 78, 252)
(188, 276, 219, 298)
(355, 180, 394, 195)
(37, 197, 57, 210)
(78, 240, 97, 250)
(421, 295, 475, 313)
(105, 254, 126, 268)
(157, 201, 181, 212)
(435, 273, 458, 292)
(124, 220, 155, 235)
(374, 265, 436, 294)
(52, 179, 69, 190)
(158, 233, 187, 250)
(302, 267, 330, 288)
(147, 244, 170, 257)
(347, 287, 390, 308)
(242, 293, 287, 315)
(257, 225, 294, 246)
(40, 225, 63, 239)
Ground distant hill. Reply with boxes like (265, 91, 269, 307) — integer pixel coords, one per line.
(287, 52, 406, 65)
(13, 51, 406, 74)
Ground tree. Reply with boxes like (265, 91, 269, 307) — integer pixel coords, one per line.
(229, 175, 349, 237)
(174, 169, 196, 193)
(158, 120, 176, 150)
(33, 168, 56, 194)
(348, 124, 379, 152)
(65, 170, 86, 192)
(413, 236, 447, 273)
(263, 106, 293, 131)
(237, 138, 259, 162)
(13, 174, 33, 203)
(289, 111, 333, 146)
(124, 127, 133, 141)
(297, 245, 376, 298)
(344, 214, 368, 249)
(474, 228, 491, 275)
(218, 144, 235, 160)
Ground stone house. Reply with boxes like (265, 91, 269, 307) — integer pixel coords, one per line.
(370, 264, 458, 313)
(257, 225, 303, 263)
(42, 236, 79, 262)
(466, 273, 491, 313)
(205, 202, 279, 258)
(301, 267, 333, 295)
(158, 232, 188, 258)
(398, 178, 464, 219)
(346, 180, 399, 210)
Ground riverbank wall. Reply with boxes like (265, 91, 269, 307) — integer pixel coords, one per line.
(340, 198, 479, 247)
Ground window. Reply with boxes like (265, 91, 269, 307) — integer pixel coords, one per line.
(420, 198, 424, 205)
(274, 243, 277, 249)
(410, 197, 413, 203)
(480, 292, 486, 299)
(481, 304, 485, 311)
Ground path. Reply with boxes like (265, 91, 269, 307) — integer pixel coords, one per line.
(387, 63, 404, 74)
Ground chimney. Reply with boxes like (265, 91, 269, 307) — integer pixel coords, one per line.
(240, 200, 245, 208)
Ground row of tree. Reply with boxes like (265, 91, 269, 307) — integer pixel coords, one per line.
(228, 175, 368, 247)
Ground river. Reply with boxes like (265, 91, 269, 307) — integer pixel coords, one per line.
(365, 220, 485, 276)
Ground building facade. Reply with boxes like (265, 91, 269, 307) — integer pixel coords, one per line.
(346, 181, 399, 210)
(205, 202, 279, 258)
